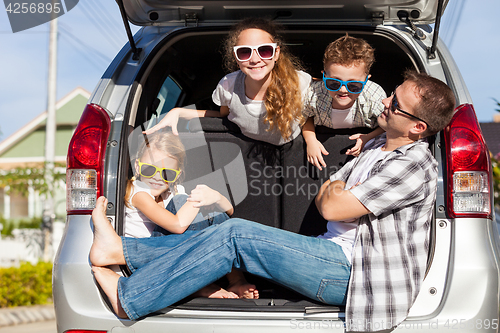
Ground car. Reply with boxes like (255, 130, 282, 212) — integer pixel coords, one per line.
(53, 0, 500, 332)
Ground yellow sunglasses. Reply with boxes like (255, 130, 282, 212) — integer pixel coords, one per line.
(137, 159, 181, 183)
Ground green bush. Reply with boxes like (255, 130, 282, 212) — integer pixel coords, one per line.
(0, 261, 53, 308)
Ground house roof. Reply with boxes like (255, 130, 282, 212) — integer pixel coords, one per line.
(0, 87, 90, 169)
(480, 122, 500, 159)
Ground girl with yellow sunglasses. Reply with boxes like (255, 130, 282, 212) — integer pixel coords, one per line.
(123, 131, 258, 299)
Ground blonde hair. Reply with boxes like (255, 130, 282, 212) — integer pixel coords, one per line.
(223, 17, 305, 140)
(124, 132, 186, 208)
(323, 34, 375, 75)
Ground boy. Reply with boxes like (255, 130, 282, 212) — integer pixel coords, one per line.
(302, 34, 386, 170)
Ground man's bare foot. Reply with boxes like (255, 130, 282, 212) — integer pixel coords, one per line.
(194, 283, 238, 298)
(89, 196, 126, 267)
(227, 280, 259, 299)
(92, 266, 128, 319)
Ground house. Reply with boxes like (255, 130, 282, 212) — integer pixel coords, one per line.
(480, 122, 500, 160)
(0, 87, 90, 221)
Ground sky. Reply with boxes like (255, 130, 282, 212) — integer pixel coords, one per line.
(0, 0, 499, 141)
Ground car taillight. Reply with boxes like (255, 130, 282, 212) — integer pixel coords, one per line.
(66, 104, 111, 214)
(444, 104, 492, 218)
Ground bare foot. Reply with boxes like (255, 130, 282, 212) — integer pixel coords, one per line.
(227, 280, 259, 299)
(92, 266, 128, 319)
(194, 283, 238, 298)
(89, 196, 126, 267)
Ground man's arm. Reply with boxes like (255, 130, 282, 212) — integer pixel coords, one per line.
(315, 179, 370, 221)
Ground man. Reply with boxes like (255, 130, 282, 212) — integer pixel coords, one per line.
(89, 71, 455, 332)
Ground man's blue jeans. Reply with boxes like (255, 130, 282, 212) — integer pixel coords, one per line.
(118, 219, 351, 320)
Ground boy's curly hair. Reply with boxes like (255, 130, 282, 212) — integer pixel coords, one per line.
(323, 34, 375, 74)
(223, 17, 305, 140)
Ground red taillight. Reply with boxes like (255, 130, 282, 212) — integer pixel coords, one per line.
(444, 104, 492, 218)
(66, 104, 111, 214)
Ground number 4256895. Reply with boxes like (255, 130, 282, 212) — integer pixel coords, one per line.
(5, 2, 61, 14)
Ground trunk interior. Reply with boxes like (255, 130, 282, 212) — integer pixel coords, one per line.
(120, 25, 419, 315)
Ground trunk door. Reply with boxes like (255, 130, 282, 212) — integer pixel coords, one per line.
(119, 0, 448, 26)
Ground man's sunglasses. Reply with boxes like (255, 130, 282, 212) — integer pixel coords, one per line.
(138, 159, 181, 183)
(390, 87, 429, 128)
(233, 43, 277, 62)
(322, 73, 369, 94)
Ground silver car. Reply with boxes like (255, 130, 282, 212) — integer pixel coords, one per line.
(53, 0, 500, 332)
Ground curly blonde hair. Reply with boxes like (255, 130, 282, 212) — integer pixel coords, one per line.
(124, 132, 186, 208)
(223, 17, 305, 140)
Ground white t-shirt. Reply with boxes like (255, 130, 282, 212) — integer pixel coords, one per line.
(330, 104, 356, 129)
(212, 70, 311, 113)
(124, 180, 185, 238)
(317, 144, 390, 263)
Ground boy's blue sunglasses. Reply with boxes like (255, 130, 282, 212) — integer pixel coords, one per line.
(322, 73, 369, 94)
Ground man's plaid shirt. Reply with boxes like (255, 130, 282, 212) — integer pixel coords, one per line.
(330, 134, 436, 332)
(303, 80, 386, 128)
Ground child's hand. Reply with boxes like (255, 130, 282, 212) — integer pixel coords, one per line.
(307, 138, 329, 171)
(187, 184, 222, 208)
(346, 133, 366, 157)
(143, 108, 181, 136)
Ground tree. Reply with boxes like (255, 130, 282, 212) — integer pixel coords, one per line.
(495, 98, 500, 113)
(0, 163, 65, 198)
(0, 163, 65, 261)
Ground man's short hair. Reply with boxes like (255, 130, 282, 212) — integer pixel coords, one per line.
(323, 34, 375, 74)
(404, 70, 456, 137)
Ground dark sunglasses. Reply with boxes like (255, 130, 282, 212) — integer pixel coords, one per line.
(322, 72, 369, 94)
(233, 43, 277, 62)
(390, 86, 429, 127)
(138, 159, 181, 183)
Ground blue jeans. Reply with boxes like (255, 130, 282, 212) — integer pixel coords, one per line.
(118, 219, 351, 320)
(151, 194, 230, 236)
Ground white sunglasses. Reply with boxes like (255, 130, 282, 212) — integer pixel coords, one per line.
(233, 43, 277, 62)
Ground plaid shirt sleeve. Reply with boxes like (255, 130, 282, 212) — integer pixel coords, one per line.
(302, 80, 337, 126)
(352, 80, 387, 128)
(345, 139, 437, 332)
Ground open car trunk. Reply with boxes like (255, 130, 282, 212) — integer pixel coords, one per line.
(119, 25, 423, 316)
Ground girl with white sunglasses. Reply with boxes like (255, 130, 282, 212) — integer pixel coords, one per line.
(145, 18, 311, 146)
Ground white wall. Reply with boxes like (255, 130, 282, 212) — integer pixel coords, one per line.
(0, 221, 65, 267)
